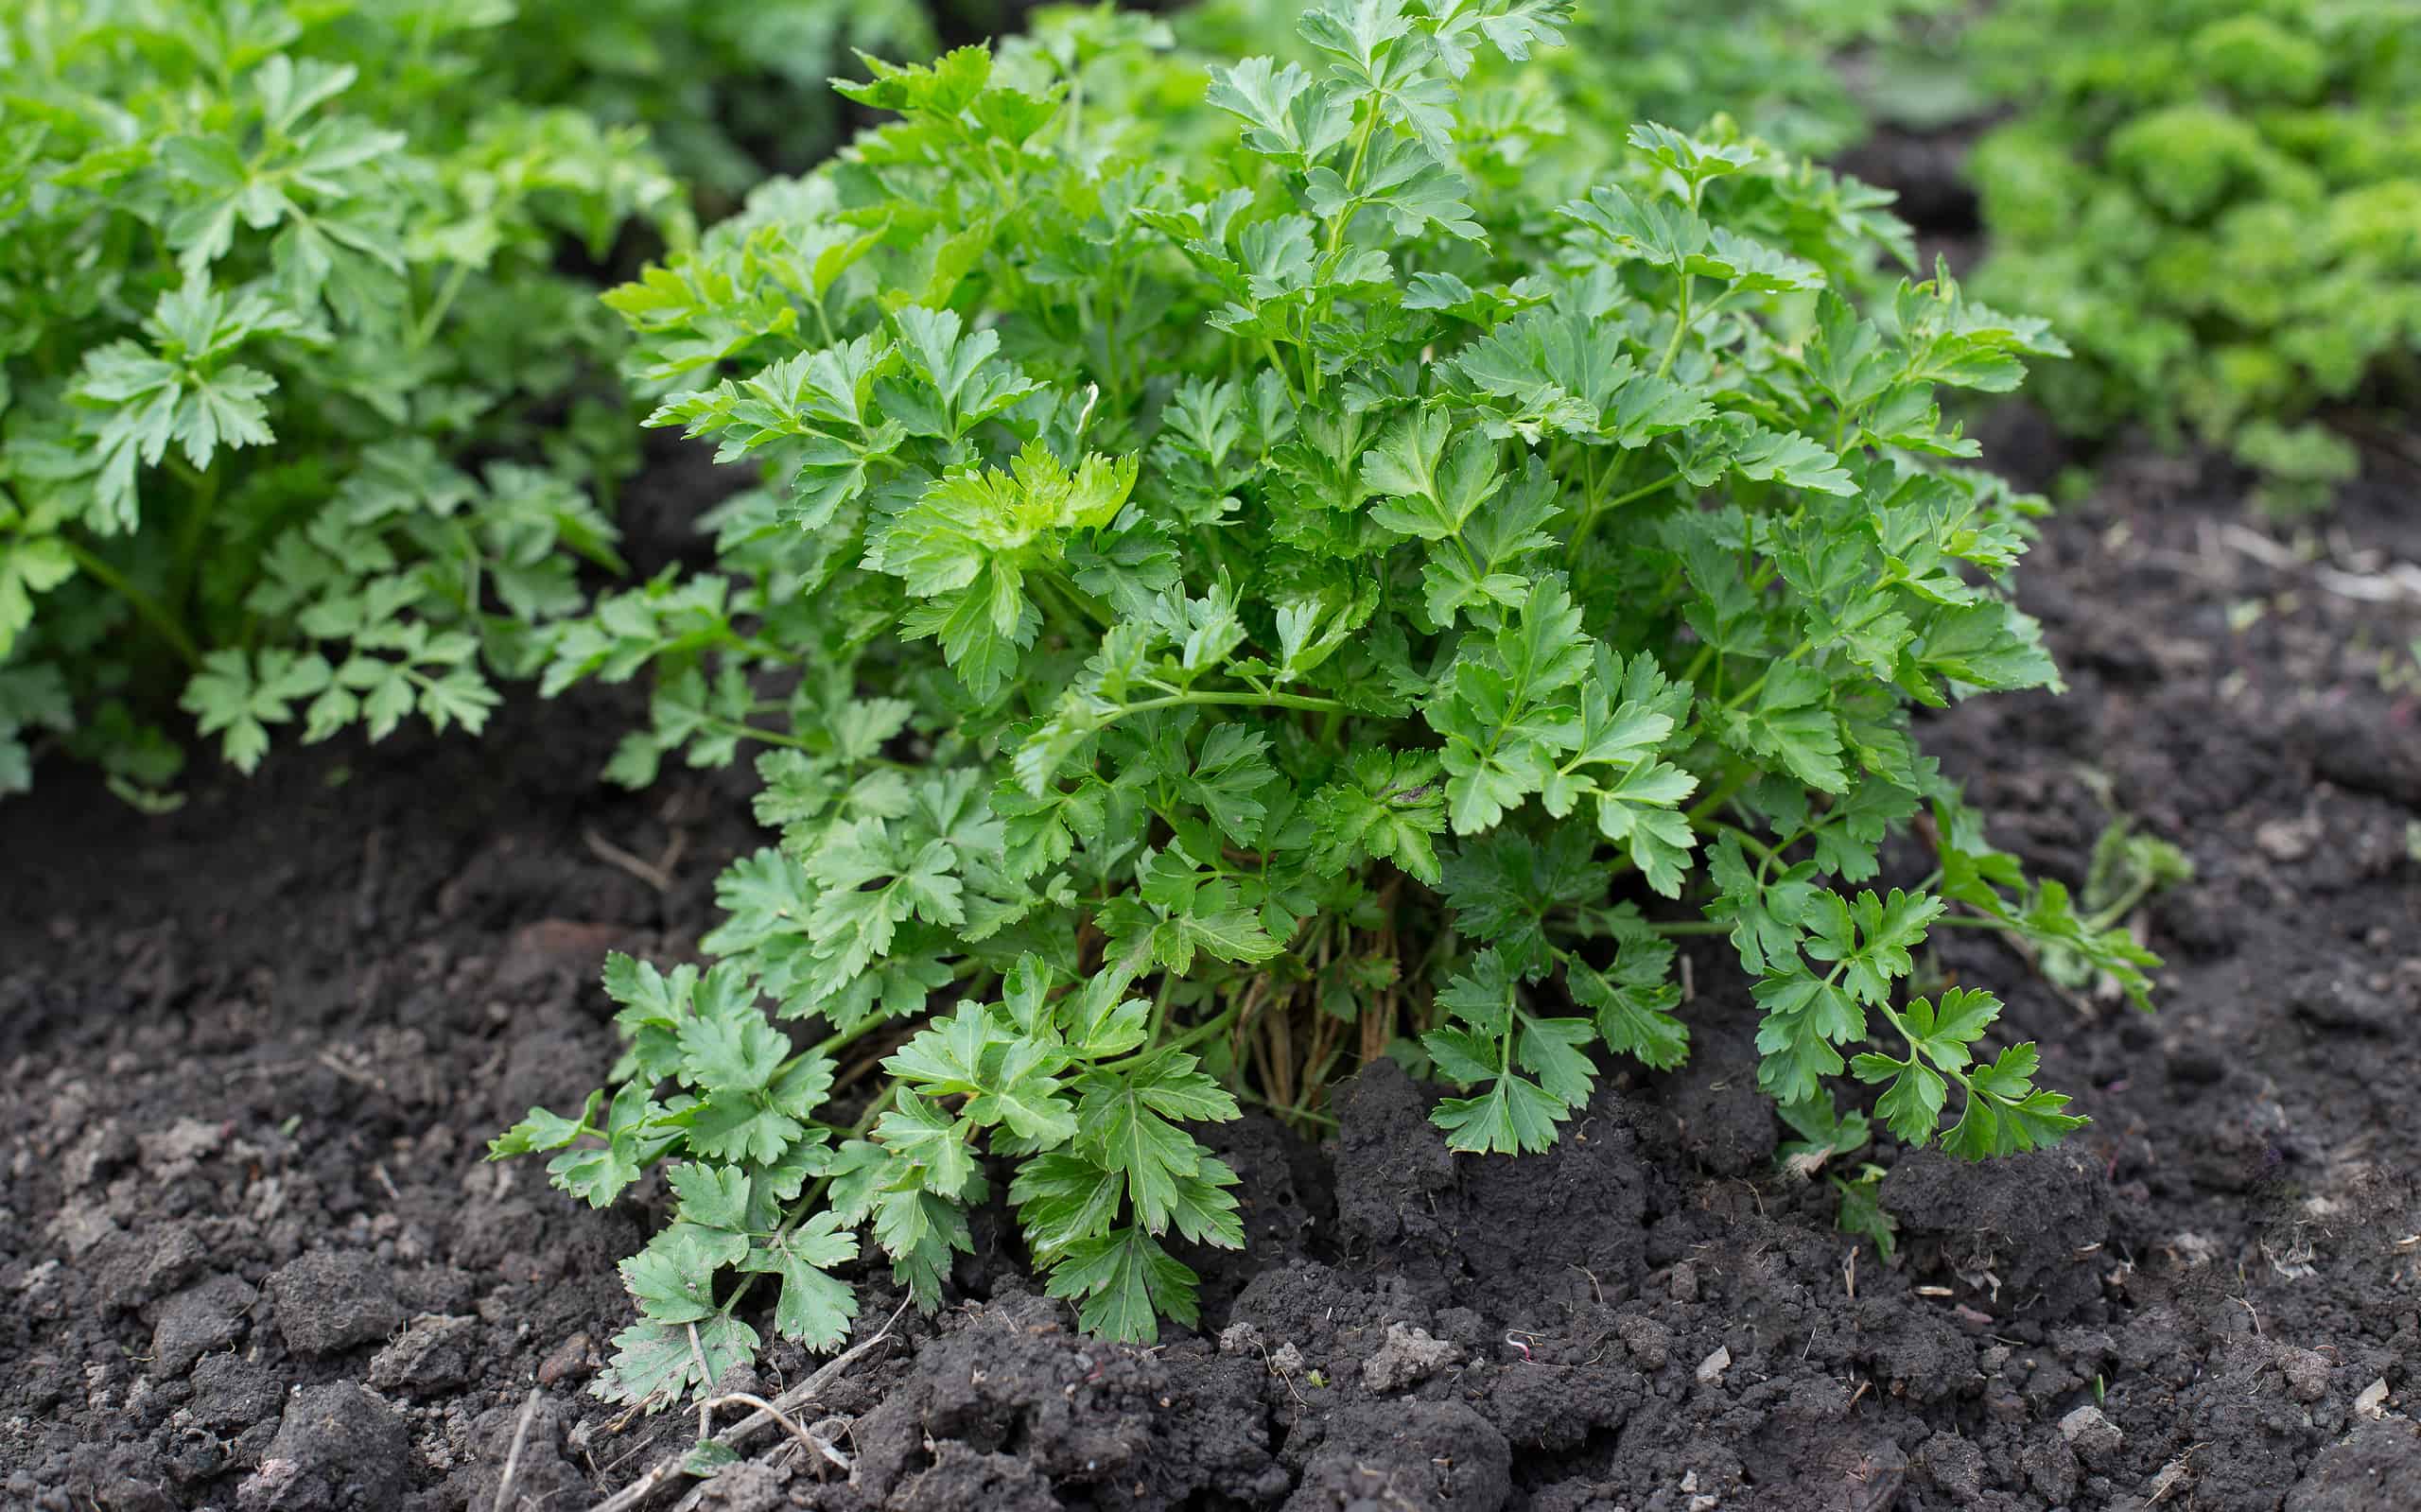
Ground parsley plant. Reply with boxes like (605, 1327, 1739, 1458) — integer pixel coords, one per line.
(499, 3, 2157, 1408)
(487, 0, 937, 200)
(0, 0, 689, 798)
(1189, 0, 1959, 162)
(1965, 0, 2421, 512)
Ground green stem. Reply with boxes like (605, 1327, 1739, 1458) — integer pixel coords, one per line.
(1232, 1083, 1340, 1127)
(764, 1013, 901, 1078)
(1712, 822, 1777, 862)
(1103, 1001, 1240, 1073)
(1116, 689, 1351, 720)
(1874, 997, 1975, 1097)
(1684, 769, 1750, 826)
(413, 260, 473, 351)
(61, 540, 202, 670)
(693, 711, 816, 753)
(163, 458, 219, 623)
(1567, 470, 1681, 564)
(718, 1080, 898, 1320)
(1646, 918, 1733, 937)
(2086, 878, 2161, 931)
(1036, 568, 1114, 634)
(1143, 974, 1176, 1047)
(1305, 105, 1384, 408)
(1260, 339, 1300, 407)
(1657, 274, 1694, 380)
(1718, 637, 1815, 715)
(1321, 108, 1384, 260)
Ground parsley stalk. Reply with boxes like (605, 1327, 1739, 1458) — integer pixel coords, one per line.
(58, 540, 201, 671)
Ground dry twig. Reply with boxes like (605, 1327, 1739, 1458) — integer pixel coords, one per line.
(492, 1388, 544, 1512)
(585, 1302, 908, 1512)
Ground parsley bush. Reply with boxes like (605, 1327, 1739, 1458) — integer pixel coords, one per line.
(0, 0, 690, 798)
(1965, 0, 2421, 512)
(498, 2, 2162, 1408)
(491, 0, 936, 200)
(1188, 0, 1956, 166)
(1495, 0, 1959, 162)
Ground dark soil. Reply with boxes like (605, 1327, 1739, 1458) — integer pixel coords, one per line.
(6, 445, 2419, 1511)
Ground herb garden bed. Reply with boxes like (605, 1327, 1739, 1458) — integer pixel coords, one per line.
(6, 439, 2415, 1512)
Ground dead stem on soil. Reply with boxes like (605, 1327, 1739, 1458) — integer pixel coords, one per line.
(584, 826, 684, 894)
(586, 1300, 908, 1512)
(695, 1391, 848, 1469)
(492, 1387, 544, 1512)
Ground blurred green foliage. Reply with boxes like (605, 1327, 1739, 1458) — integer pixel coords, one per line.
(0, 0, 696, 797)
(497, 0, 935, 201)
(1184, 0, 1956, 161)
(1965, 0, 2421, 511)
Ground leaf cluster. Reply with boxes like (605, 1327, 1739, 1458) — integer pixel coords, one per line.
(499, 0, 2129, 1408)
(1188, 0, 1959, 165)
(0, 0, 690, 796)
(1963, 0, 2421, 512)
(479, 0, 938, 199)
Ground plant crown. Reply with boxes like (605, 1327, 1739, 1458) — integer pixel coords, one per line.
(496, 1, 2158, 1410)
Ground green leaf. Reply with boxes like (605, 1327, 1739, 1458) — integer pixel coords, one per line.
(1707, 837, 1820, 977)
(667, 1163, 754, 1234)
(1010, 1150, 1125, 1261)
(686, 1093, 808, 1168)
(740, 1211, 860, 1350)
(1513, 1011, 1597, 1108)
(872, 1090, 981, 1197)
(678, 1014, 787, 1095)
(1074, 1053, 1236, 1234)
(490, 1092, 598, 1157)
(1421, 947, 1592, 1154)
(1307, 748, 1447, 886)
(0, 534, 75, 657)
(1309, 134, 1481, 241)
(1776, 1094, 1872, 1176)
(595, 1316, 760, 1411)
(620, 1224, 748, 1325)
(1850, 1051, 1949, 1145)
(1431, 1070, 1569, 1156)
(1045, 1226, 1200, 1342)
(1442, 827, 1610, 978)
(1176, 722, 1279, 845)
(476, 9, 2098, 1385)
(1943, 1078, 2087, 1158)
(1752, 967, 1865, 1104)
(1803, 889, 1943, 1007)
(1626, 122, 1758, 187)
(1725, 425, 1855, 495)
(1205, 58, 1352, 168)
(1427, 579, 1592, 833)
(1728, 663, 1847, 794)
(1832, 1170, 1898, 1261)
(180, 649, 332, 773)
(1566, 951, 1688, 1071)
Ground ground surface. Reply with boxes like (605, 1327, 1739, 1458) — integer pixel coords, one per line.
(6, 443, 2421, 1511)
